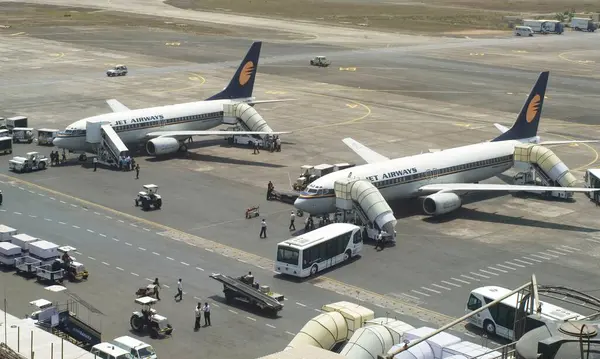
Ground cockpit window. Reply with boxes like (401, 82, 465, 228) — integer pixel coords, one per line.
(317, 189, 323, 195)
(307, 188, 318, 194)
(59, 129, 86, 136)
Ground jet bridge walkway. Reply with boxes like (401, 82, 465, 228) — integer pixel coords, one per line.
(86, 119, 129, 167)
(334, 179, 397, 242)
(513, 143, 577, 198)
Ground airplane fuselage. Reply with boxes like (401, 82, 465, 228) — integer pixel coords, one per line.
(294, 140, 520, 214)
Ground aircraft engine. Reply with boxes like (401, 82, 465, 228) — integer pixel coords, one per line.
(422, 192, 462, 216)
(146, 137, 180, 156)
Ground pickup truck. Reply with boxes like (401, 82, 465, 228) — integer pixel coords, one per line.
(9, 152, 49, 173)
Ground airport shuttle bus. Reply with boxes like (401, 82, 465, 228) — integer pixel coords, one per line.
(465, 286, 583, 340)
(275, 223, 363, 278)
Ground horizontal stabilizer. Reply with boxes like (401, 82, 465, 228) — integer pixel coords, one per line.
(541, 140, 600, 145)
(342, 137, 389, 164)
(246, 99, 296, 105)
(419, 183, 600, 193)
(106, 99, 130, 112)
(146, 130, 291, 139)
(494, 123, 509, 134)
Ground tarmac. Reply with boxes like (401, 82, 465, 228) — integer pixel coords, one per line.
(1, 1, 600, 356)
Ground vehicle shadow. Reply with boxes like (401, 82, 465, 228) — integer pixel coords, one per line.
(273, 254, 362, 283)
(207, 294, 282, 319)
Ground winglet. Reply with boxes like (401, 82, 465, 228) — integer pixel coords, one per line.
(206, 41, 262, 101)
(492, 71, 549, 142)
(106, 99, 130, 112)
(342, 137, 389, 164)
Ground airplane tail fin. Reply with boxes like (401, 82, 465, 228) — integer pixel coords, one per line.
(492, 71, 549, 142)
(206, 41, 262, 101)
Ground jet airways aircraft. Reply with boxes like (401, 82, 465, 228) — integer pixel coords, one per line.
(294, 71, 599, 217)
(53, 41, 289, 157)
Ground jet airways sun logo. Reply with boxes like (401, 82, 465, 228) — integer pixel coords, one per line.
(526, 94, 541, 123)
(239, 61, 255, 86)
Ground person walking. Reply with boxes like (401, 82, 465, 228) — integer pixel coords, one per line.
(174, 278, 183, 301)
(259, 219, 267, 238)
(135, 164, 140, 179)
(375, 232, 384, 251)
(194, 302, 202, 330)
(93, 157, 98, 172)
(203, 302, 211, 326)
(289, 211, 296, 231)
(152, 278, 161, 300)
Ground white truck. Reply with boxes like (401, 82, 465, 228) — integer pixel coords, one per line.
(12, 127, 34, 143)
(9, 152, 49, 173)
(522, 19, 564, 34)
(571, 17, 597, 32)
(5, 116, 28, 133)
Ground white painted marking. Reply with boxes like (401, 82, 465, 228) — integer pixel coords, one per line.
(49, 197, 56, 200)
(58, 221, 66, 225)
(531, 253, 551, 260)
(44, 218, 52, 222)
(125, 242, 132, 246)
(237, 259, 247, 263)
(471, 272, 489, 279)
(29, 215, 37, 218)
(488, 266, 507, 273)
(196, 267, 204, 271)
(94, 212, 101, 215)
(38, 194, 45, 197)
(118, 220, 125, 223)
(105, 216, 112, 219)
(163, 284, 170, 288)
(116, 267, 124, 271)
(229, 309, 238, 314)
(266, 324, 276, 329)
(28, 190, 34, 194)
(205, 249, 214, 252)
(523, 256, 541, 263)
(82, 208, 88, 211)
(401, 292, 421, 300)
(138, 247, 146, 251)
(194, 296, 201, 300)
(246, 316, 257, 321)
(505, 260, 525, 268)
(166, 257, 174, 261)
(130, 223, 138, 227)
(552, 247, 572, 254)
(181, 261, 189, 266)
(0, 209, 5, 212)
(442, 280, 461, 288)
(496, 264, 516, 271)
(561, 245, 580, 252)
(585, 238, 600, 244)
(452, 277, 471, 284)
(431, 283, 451, 291)
(60, 200, 66, 204)
(74, 251, 82, 255)
(146, 278, 154, 282)
(13, 212, 22, 215)
(143, 228, 151, 232)
(131, 272, 139, 276)
(72, 225, 80, 229)
(296, 302, 306, 307)
(375, 303, 385, 308)
(543, 251, 561, 257)
(152, 252, 160, 256)
(102, 262, 110, 266)
(113, 238, 119, 242)
(87, 229, 94, 233)
(99, 234, 107, 238)
(411, 290, 430, 297)
(314, 308, 324, 313)
(464, 332, 477, 338)
(18, 187, 24, 190)
(285, 331, 296, 336)
(479, 269, 498, 276)
(421, 286, 442, 294)
(273, 271, 281, 275)
(513, 258, 533, 265)
(70, 204, 77, 208)
(88, 256, 96, 260)
(212, 303, 220, 308)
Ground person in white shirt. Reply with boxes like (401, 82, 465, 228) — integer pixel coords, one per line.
(203, 302, 211, 326)
(260, 219, 267, 238)
(174, 278, 183, 301)
(194, 302, 202, 330)
(289, 211, 296, 231)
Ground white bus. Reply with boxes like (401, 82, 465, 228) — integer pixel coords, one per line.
(465, 286, 583, 340)
(275, 223, 363, 278)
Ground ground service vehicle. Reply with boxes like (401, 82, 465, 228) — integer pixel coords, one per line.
(107, 65, 128, 77)
(514, 26, 534, 36)
(0, 136, 12, 155)
(37, 129, 59, 145)
(134, 184, 162, 210)
(571, 17, 597, 32)
(275, 223, 363, 278)
(0, 189, 3, 205)
(12, 127, 34, 143)
(113, 336, 157, 359)
(584, 169, 600, 203)
(465, 286, 583, 340)
(210, 273, 284, 315)
(310, 56, 331, 67)
(9, 152, 48, 173)
(130, 296, 173, 339)
(136, 284, 159, 299)
(5, 116, 27, 133)
(91, 343, 134, 359)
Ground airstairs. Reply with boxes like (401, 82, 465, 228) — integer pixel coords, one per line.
(513, 143, 577, 198)
(334, 178, 397, 242)
(86, 119, 129, 166)
(222, 103, 274, 142)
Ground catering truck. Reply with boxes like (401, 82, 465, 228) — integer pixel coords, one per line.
(571, 17, 597, 32)
(523, 19, 564, 34)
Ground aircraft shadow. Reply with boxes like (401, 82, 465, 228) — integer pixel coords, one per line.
(145, 151, 285, 168)
(207, 294, 281, 319)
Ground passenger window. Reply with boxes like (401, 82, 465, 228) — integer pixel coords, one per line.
(467, 294, 482, 310)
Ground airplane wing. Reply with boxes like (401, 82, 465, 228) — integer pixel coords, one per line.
(146, 130, 291, 140)
(342, 137, 389, 164)
(494, 123, 510, 134)
(541, 140, 600, 145)
(419, 183, 599, 193)
(106, 99, 130, 112)
(246, 99, 296, 105)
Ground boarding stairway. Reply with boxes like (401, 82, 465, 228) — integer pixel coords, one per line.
(222, 103, 274, 141)
(512, 143, 577, 198)
(334, 178, 397, 242)
(85, 119, 129, 166)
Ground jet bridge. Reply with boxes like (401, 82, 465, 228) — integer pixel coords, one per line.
(513, 143, 577, 198)
(334, 179, 397, 242)
(86, 119, 129, 166)
(223, 103, 274, 138)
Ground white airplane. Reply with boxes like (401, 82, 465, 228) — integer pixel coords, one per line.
(294, 71, 600, 217)
(53, 41, 290, 158)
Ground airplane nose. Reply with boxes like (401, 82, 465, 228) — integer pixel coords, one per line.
(294, 197, 308, 212)
(52, 137, 62, 147)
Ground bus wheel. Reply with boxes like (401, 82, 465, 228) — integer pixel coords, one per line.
(484, 320, 496, 336)
(310, 265, 318, 276)
(344, 250, 352, 261)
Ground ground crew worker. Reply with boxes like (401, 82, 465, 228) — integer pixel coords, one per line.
(275, 136, 281, 152)
(195, 302, 202, 330)
(253, 140, 260, 154)
(375, 232, 384, 251)
(153, 278, 161, 300)
(135, 164, 140, 179)
(260, 219, 267, 238)
(174, 278, 183, 301)
(289, 211, 296, 231)
(93, 157, 98, 172)
(61, 150, 66, 164)
(304, 216, 310, 232)
(203, 302, 211, 326)
(267, 181, 274, 200)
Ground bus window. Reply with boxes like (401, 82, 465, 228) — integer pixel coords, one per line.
(277, 247, 299, 266)
(496, 303, 515, 330)
(353, 230, 362, 244)
(467, 294, 482, 310)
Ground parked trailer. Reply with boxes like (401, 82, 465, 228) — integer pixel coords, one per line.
(571, 17, 597, 32)
(0, 137, 12, 155)
(0, 224, 17, 241)
(14, 256, 42, 275)
(37, 129, 59, 145)
(5, 116, 27, 133)
(210, 273, 284, 315)
(0, 242, 21, 266)
(36, 263, 65, 283)
(12, 127, 34, 143)
(523, 19, 564, 34)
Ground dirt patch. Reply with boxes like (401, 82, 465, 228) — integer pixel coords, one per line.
(0, 2, 234, 35)
(426, 0, 598, 13)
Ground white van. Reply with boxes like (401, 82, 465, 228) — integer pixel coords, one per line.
(514, 26, 534, 36)
(91, 342, 135, 359)
(113, 336, 158, 359)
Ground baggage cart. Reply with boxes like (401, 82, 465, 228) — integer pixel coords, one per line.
(0, 224, 17, 241)
(210, 273, 284, 315)
(15, 256, 42, 275)
(245, 205, 259, 219)
(12, 127, 34, 144)
(0, 136, 12, 155)
(36, 263, 64, 283)
(0, 242, 21, 266)
(11, 233, 39, 251)
(37, 129, 59, 145)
